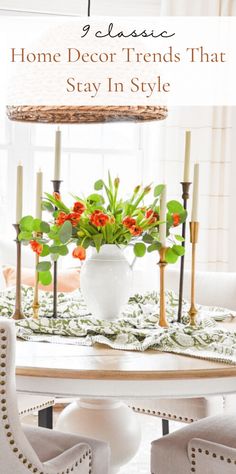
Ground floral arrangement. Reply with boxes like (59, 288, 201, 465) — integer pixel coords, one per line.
(19, 174, 187, 286)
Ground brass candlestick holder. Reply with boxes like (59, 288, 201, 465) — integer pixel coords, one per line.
(32, 234, 41, 319)
(51, 179, 62, 318)
(177, 182, 191, 323)
(12, 224, 25, 320)
(158, 247, 169, 328)
(188, 222, 199, 326)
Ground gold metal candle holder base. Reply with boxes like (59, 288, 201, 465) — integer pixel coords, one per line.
(189, 221, 199, 243)
(188, 305, 198, 327)
(158, 247, 169, 328)
(12, 309, 25, 321)
(188, 222, 199, 327)
(32, 253, 40, 320)
(32, 301, 40, 320)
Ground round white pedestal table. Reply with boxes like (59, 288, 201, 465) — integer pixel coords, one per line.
(56, 398, 141, 473)
(16, 340, 236, 473)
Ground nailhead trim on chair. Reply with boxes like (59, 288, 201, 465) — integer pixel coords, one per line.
(18, 399, 55, 416)
(190, 446, 236, 472)
(0, 328, 92, 474)
(130, 405, 195, 423)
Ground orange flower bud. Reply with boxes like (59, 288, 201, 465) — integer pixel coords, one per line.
(72, 246, 86, 260)
(53, 192, 61, 201)
(134, 185, 141, 194)
(144, 184, 152, 194)
(114, 177, 120, 188)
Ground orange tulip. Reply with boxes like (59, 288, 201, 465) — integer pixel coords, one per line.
(90, 211, 109, 227)
(122, 216, 136, 228)
(145, 209, 159, 223)
(72, 246, 86, 260)
(53, 192, 61, 201)
(129, 225, 143, 236)
(55, 212, 68, 226)
(73, 201, 86, 214)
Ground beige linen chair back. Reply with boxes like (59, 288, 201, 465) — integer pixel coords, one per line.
(0, 318, 45, 473)
(0, 318, 109, 474)
(166, 268, 236, 310)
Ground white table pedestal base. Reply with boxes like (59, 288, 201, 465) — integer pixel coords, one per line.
(56, 398, 141, 473)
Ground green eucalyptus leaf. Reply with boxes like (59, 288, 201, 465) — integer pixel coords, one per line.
(172, 244, 185, 257)
(50, 245, 60, 254)
(32, 218, 41, 232)
(94, 179, 104, 191)
(166, 248, 179, 264)
(175, 235, 185, 242)
(38, 270, 52, 286)
(18, 231, 32, 241)
(40, 244, 50, 257)
(154, 184, 165, 197)
(58, 245, 69, 256)
(147, 242, 161, 253)
(180, 210, 188, 223)
(134, 242, 146, 257)
(167, 200, 184, 214)
(87, 193, 105, 204)
(142, 234, 154, 244)
(40, 221, 50, 234)
(58, 220, 72, 244)
(36, 261, 52, 272)
(20, 215, 34, 232)
(48, 230, 58, 240)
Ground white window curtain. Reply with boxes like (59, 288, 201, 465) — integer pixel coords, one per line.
(154, 0, 236, 272)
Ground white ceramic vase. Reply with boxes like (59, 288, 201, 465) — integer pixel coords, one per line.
(80, 244, 133, 320)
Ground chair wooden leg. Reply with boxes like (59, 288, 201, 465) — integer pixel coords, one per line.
(38, 406, 53, 429)
(162, 418, 169, 436)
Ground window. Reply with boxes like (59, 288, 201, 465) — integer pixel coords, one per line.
(2, 118, 159, 235)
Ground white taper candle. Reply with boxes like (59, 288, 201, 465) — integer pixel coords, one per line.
(35, 169, 43, 219)
(54, 127, 61, 180)
(191, 163, 199, 221)
(16, 163, 23, 223)
(159, 185, 167, 247)
(183, 130, 191, 182)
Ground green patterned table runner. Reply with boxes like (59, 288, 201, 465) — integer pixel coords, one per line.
(1, 286, 236, 364)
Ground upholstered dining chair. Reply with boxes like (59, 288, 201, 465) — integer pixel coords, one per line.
(18, 393, 55, 428)
(128, 269, 236, 436)
(151, 414, 236, 473)
(0, 318, 110, 474)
